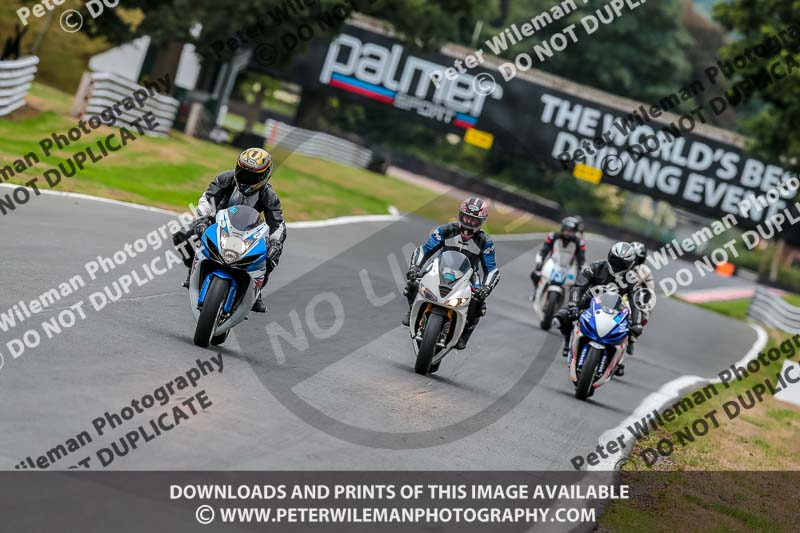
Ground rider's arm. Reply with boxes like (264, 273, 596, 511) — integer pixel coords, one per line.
(480, 236, 500, 293)
(260, 186, 287, 265)
(624, 283, 644, 326)
(568, 262, 597, 306)
(537, 232, 556, 262)
(196, 171, 234, 218)
(411, 225, 449, 268)
(262, 186, 287, 244)
(575, 237, 587, 269)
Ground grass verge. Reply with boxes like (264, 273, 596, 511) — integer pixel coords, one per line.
(599, 297, 800, 531)
(1, 83, 555, 233)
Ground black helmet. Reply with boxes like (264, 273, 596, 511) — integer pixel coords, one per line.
(561, 216, 579, 238)
(607, 242, 636, 275)
(631, 241, 647, 266)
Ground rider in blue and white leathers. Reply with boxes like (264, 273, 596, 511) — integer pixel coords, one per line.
(402, 197, 500, 350)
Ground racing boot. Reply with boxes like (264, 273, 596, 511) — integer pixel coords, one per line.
(182, 271, 190, 289)
(614, 364, 625, 377)
(529, 272, 540, 301)
(561, 341, 571, 358)
(626, 337, 636, 355)
(456, 323, 476, 350)
(402, 307, 411, 327)
(252, 292, 267, 313)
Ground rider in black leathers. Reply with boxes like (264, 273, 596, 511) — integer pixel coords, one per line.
(553, 242, 644, 375)
(173, 148, 286, 313)
(530, 216, 586, 299)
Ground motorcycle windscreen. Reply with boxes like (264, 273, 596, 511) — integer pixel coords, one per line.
(596, 293, 624, 314)
(226, 205, 265, 231)
(438, 251, 471, 286)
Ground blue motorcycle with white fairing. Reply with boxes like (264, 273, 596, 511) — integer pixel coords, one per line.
(567, 291, 630, 400)
(189, 205, 270, 347)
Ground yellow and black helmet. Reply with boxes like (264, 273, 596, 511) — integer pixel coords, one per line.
(234, 148, 273, 196)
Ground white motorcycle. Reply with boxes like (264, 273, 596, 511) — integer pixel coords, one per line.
(533, 250, 577, 330)
(189, 205, 270, 347)
(408, 251, 474, 375)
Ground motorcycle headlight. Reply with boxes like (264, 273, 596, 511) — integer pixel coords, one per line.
(444, 297, 469, 307)
(220, 234, 246, 264)
(420, 287, 438, 301)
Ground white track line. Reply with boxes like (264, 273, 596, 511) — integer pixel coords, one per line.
(588, 322, 769, 470)
(0, 184, 401, 228)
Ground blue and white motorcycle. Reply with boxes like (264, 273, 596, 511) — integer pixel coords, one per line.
(189, 205, 269, 347)
(567, 290, 630, 400)
(532, 250, 577, 331)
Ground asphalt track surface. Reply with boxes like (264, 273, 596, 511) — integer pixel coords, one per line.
(0, 194, 756, 471)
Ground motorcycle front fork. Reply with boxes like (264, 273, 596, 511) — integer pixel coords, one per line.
(415, 313, 452, 348)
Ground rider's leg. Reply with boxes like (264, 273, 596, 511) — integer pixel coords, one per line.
(252, 265, 276, 314)
(172, 228, 196, 288)
(457, 299, 486, 350)
(553, 307, 574, 357)
(401, 281, 418, 326)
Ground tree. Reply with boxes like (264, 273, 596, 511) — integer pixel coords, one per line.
(86, 0, 490, 64)
(713, 0, 800, 166)
(478, 0, 693, 104)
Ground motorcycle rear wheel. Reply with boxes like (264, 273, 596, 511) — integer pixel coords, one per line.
(194, 277, 230, 348)
(575, 346, 602, 400)
(415, 313, 445, 375)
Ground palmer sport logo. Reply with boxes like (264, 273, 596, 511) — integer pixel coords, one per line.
(320, 34, 504, 129)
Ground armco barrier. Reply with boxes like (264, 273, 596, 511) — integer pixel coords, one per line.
(264, 119, 373, 169)
(748, 286, 800, 334)
(0, 56, 39, 117)
(74, 72, 179, 137)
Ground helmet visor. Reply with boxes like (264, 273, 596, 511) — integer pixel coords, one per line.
(459, 212, 484, 230)
(608, 255, 630, 274)
(235, 167, 266, 194)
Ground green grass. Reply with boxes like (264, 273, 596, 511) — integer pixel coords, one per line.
(599, 308, 800, 531)
(1, 83, 554, 233)
(694, 298, 751, 321)
(782, 293, 800, 307)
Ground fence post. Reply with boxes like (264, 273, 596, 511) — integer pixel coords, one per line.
(71, 72, 93, 118)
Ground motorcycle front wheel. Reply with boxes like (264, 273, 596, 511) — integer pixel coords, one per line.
(415, 312, 445, 375)
(194, 277, 230, 348)
(541, 291, 560, 330)
(575, 346, 602, 400)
